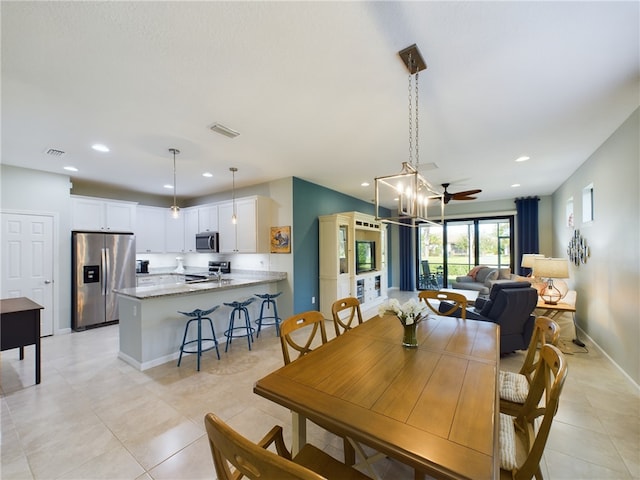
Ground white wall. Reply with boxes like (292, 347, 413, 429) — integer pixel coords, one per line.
(1, 165, 73, 332)
(551, 108, 639, 385)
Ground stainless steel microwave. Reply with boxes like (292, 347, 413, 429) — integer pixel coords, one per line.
(195, 232, 219, 252)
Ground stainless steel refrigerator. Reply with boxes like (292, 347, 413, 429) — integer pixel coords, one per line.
(72, 231, 136, 331)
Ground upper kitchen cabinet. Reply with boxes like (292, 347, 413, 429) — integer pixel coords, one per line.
(183, 207, 199, 253)
(136, 206, 166, 253)
(218, 196, 271, 253)
(71, 195, 136, 231)
(165, 213, 185, 253)
(198, 205, 218, 233)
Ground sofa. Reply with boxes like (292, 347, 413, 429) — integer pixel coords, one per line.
(450, 265, 531, 295)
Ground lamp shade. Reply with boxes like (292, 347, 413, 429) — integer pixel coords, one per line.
(533, 258, 569, 278)
(521, 253, 544, 269)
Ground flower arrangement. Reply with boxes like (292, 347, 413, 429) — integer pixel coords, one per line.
(378, 298, 428, 326)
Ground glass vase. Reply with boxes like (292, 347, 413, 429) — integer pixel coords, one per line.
(402, 321, 418, 348)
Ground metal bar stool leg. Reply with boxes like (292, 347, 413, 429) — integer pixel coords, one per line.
(242, 306, 253, 350)
(177, 318, 193, 367)
(225, 308, 236, 353)
(204, 317, 220, 359)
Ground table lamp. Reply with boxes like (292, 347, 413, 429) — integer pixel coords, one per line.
(533, 257, 569, 305)
(521, 253, 544, 277)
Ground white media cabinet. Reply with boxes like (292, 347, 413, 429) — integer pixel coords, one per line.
(319, 211, 387, 319)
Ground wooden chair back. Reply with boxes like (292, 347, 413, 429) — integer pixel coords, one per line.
(418, 290, 468, 319)
(505, 344, 568, 480)
(519, 316, 561, 381)
(204, 412, 323, 480)
(279, 311, 328, 365)
(331, 297, 363, 337)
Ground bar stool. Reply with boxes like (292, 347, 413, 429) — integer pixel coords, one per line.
(254, 292, 282, 337)
(177, 305, 220, 371)
(223, 298, 256, 352)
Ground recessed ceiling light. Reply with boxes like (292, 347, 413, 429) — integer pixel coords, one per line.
(511, 183, 521, 188)
(202, 172, 213, 178)
(361, 182, 370, 187)
(92, 144, 110, 153)
(163, 184, 173, 189)
(64, 166, 78, 172)
(515, 156, 530, 162)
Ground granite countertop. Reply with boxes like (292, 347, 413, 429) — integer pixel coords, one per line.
(117, 271, 287, 300)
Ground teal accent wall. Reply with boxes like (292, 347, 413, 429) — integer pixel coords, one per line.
(292, 177, 390, 313)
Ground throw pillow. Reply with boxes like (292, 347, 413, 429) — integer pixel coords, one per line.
(476, 268, 498, 284)
(498, 268, 511, 280)
(467, 265, 484, 280)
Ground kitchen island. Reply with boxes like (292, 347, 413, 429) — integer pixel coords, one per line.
(115, 271, 286, 370)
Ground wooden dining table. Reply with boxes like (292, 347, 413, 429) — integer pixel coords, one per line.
(254, 314, 500, 480)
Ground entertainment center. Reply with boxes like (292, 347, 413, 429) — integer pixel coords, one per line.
(319, 211, 387, 318)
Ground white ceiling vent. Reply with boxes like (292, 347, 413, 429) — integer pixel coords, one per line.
(45, 148, 65, 157)
(209, 123, 240, 138)
(418, 162, 438, 171)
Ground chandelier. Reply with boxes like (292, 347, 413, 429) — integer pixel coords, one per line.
(169, 148, 180, 219)
(374, 44, 443, 227)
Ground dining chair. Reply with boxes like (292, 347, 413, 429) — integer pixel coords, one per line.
(204, 412, 371, 480)
(331, 297, 364, 337)
(418, 290, 468, 319)
(499, 344, 568, 480)
(279, 310, 382, 478)
(279, 311, 328, 365)
(500, 316, 560, 417)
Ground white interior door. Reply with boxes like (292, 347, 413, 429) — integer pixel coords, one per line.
(1, 212, 54, 336)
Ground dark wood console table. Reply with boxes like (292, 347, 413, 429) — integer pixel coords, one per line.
(1, 297, 43, 385)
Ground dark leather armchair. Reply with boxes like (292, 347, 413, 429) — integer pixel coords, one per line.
(439, 282, 538, 354)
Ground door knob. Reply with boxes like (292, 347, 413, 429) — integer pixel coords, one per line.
(44, 280, 52, 284)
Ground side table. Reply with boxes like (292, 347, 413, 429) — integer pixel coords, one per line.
(1, 297, 44, 385)
(535, 298, 585, 347)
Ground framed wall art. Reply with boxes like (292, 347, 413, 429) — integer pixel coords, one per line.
(270, 226, 291, 254)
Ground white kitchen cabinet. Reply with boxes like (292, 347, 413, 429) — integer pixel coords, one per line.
(165, 214, 184, 253)
(71, 196, 136, 231)
(183, 207, 199, 253)
(218, 196, 271, 253)
(136, 206, 166, 253)
(198, 205, 218, 233)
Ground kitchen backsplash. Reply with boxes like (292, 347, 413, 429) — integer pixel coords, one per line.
(135, 252, 275, 272)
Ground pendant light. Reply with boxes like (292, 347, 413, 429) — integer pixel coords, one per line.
(169, 148, 180, 219)
(374, 44, 443, 227)
(230, 167, 238, 224)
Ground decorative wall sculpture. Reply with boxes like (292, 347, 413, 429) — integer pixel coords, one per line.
(567, 229, 590, 265)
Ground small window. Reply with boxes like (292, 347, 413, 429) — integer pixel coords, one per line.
(582, 184, 594, 223)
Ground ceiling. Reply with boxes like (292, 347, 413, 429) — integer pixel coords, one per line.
(2, 2, 638, 208)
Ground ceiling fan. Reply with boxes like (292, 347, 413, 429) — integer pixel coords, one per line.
(437, 183, 482, 204)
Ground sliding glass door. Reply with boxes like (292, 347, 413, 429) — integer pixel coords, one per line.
(417, 216, 513, 289)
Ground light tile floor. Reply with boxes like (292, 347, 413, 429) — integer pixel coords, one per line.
(1, 293, 639, 480)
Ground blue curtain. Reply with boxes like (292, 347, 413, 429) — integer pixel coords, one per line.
(515, 197, 540, 275)
(399, 220, 415, 291)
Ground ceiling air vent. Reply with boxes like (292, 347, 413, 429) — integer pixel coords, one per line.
(45, 148, 65, 157)
(209, 123, 240, 138)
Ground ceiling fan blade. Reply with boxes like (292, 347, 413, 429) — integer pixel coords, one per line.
(451, 189, 482, 198)
(453, 195, 478, 201)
